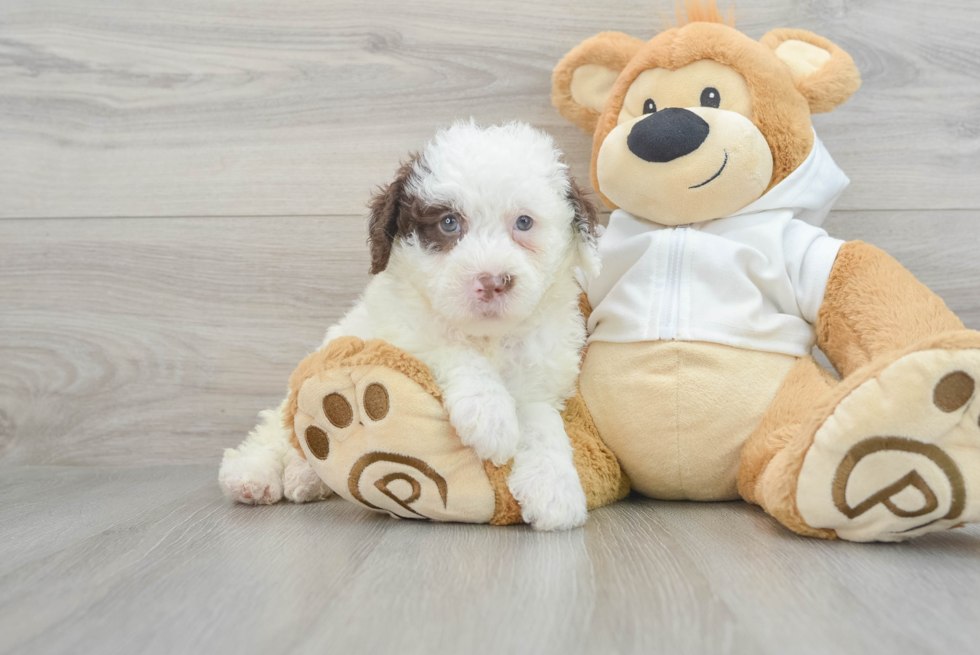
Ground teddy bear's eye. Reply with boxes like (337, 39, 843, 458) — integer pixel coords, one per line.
(700, 87, 721, 109)
(642, 98, 657, 114)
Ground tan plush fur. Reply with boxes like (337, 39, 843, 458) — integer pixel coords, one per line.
(589, 22, 813, 206)
(284, 336, 629, 525)
(673, 0, 734, 27)
(552, 32, 646, 133)
(752, 329, 980, 539)
(817, 241, 965, 378)
(552, 5, 862, 208)
(582, 340, 797, 500)
(739, 243, 980, 539)
(760, 29, 862, 114)
(738, 355, 837, 505)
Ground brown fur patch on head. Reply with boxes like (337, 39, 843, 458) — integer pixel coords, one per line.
(367, 154, 467, 274)
(567, 178, 599, 242)
(367, 155, 418, 275)
(399, 196, 466, 253)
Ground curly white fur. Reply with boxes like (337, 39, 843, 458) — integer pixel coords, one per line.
(220, 121, 595, 530)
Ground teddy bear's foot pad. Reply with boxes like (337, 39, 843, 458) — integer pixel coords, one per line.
(292, 363, 497, 523)
(798, 345, 980, 541)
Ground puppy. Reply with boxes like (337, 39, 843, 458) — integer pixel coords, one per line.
(219, 121, 600, 530)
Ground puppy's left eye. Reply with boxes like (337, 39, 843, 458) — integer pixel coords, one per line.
(440, 215, 460, 233)
(515, 215, 533, 231)
(700, 87, 721, 108)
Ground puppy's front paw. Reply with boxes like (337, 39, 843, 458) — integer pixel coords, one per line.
(448, 388, 520, 465)
(218, 448, 284, 505)
(508, 451, 588, 531)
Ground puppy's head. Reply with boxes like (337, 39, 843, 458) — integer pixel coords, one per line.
(367, 121, 598, 336)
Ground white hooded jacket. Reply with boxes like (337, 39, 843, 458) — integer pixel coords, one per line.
(586, 132, 848, 358)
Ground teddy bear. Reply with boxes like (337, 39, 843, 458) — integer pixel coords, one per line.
(549, 0, 980, 541)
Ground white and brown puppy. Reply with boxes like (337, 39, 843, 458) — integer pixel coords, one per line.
(219, 121, 600, 530)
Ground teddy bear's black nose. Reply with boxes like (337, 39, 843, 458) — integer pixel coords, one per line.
(627, 108, 710, 163)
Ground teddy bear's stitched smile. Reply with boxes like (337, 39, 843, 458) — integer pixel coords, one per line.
(689, 150, 729, 189)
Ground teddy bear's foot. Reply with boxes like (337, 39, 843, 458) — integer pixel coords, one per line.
(796, 335, 980, 541)
(289, 346, 499, 523)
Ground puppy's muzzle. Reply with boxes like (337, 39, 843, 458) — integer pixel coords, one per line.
(475, 273, 515, 302)
(627, 108, 709, 163)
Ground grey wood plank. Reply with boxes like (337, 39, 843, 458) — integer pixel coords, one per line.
(1, 0, 980, 219)
(1, 211, 978, 467)
(0, 466, 977, 655)
(0, 216, 370, 466)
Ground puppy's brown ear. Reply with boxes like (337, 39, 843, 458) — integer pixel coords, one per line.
(567, 178, 601, 278)
(367, 156, 417, 274)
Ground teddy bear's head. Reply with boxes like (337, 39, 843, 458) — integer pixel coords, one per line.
(552, 0, 861, 225)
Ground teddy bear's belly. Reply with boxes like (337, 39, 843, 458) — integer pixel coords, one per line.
(580, 340, 798, 501)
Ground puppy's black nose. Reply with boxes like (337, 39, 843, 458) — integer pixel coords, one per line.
(627, 108, 709, 163)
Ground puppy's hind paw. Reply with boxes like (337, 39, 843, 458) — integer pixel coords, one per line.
(448, 388, 520, 466)
(218, 449, 284, 505)
(283, 451, 333, 503)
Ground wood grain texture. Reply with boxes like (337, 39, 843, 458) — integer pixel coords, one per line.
(2, 2, 980, 653)
(1, 211, 978, 467)
(2, 0, 980, 218)
(1, 466, 978, 655)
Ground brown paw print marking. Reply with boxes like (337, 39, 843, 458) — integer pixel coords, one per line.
(348, 452, 448, 519)
(363, 382, 389, 421)
(832, 436, 966, 525)
(323, 392, 353, 428)
(933, 371, 975, 413)
(305, 426, 330, 460)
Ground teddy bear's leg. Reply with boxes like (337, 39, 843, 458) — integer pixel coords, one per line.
(741, 242, 980, 541)
(737, 356, 839, 538)
(817, 241, 967, 377)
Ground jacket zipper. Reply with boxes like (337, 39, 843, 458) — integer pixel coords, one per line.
(659, 224, 691, 341)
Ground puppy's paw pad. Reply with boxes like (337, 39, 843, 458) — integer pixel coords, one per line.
(219, 453, 284, 505)
(283, 456, 333, 503)
(798, 347, 980, 541)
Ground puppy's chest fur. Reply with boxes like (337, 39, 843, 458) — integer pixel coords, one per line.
(463, 334, 531, 372)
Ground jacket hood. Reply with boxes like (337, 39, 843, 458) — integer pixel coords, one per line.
(727, 130, 849, 227)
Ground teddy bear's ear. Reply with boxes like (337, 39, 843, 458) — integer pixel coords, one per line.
(760, 28, 861, 114)
(553, 32, 646, 133)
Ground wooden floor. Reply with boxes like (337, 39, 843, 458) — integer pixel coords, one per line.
(2, 1, 980, 653)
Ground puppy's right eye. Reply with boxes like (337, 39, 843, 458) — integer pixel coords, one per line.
(643, 98, 657, 114)
(439, 215, 460, 233)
